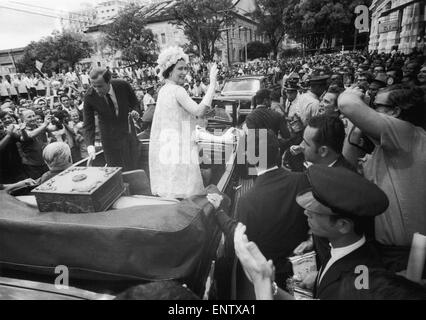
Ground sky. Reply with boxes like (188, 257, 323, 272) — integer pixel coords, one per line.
(0, 0, 100, 50)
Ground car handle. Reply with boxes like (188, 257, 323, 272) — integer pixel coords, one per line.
(233, 184, 242, 191)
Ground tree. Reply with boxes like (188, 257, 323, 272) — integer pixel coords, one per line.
(168, 0, 236, 61)
(283, 0, 372, 52)
(16, 31, 93, 74)
(246, 41, 270, 60)
(103, 4, 159, 67)
(251, 0, 290, 59)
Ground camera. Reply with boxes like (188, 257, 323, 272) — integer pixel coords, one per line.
(50, 110, 69, 130)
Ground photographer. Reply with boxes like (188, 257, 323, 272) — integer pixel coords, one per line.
(0, 112, 27, 184)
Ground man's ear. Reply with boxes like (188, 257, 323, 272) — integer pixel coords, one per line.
(318, 146, 329, 158)
(336, 218, 353, 235)
(391, 107, 401, 118)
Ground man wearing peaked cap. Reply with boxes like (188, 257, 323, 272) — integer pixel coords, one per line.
(296, 165, 388, 300)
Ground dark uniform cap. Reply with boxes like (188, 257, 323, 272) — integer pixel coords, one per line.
(284, 81, 300, 91)
(296, 165, 389, 218)
(309, 75, 330, 85)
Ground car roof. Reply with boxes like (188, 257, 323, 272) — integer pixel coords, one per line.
(226, 76, 265, 81)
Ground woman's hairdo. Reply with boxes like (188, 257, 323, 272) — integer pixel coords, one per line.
(42, 142, 72, 171)
(156, 46, 189, 81)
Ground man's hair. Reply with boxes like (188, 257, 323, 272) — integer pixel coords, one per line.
(60, 95, 69, 102)
(329, 215, 369, 237)
(42, 142, 72, 171)
(387, 67, 403, 82)
(378, 84, 425, 128)
(308, 115, 345, 154)
(327, 86, 345, 96)
(249, 129, 280, 169)
(90, 68, 111, 83)
(0, 110, 8, 120)
(254, 89, 271, 105)
(270, 87, 281, 101)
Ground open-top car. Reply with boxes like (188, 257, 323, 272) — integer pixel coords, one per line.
(0, 118, 244, 300)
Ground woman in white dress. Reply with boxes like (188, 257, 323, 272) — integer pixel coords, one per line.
(149, 47, 218, 199)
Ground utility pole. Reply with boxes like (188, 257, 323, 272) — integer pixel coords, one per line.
(226, 29, 231, 66)
(353, 28, 358, 51)
(198, 26, 203, 61)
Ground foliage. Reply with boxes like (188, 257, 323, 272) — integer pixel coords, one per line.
(103, 4, 159, 67)
(247, 41, 271, 60)
(168, 0, 236, 61)
(251, 0, 290, 58)
(16, 31, 93, 74)
(283, 0, 373, 51)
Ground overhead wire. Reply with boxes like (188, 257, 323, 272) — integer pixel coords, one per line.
(0, 4, 92, 24)
(8, 1, 94, 18)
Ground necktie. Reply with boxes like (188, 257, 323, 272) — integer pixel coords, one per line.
(317, 251, 332, 286)
(106, 93, 117, 116)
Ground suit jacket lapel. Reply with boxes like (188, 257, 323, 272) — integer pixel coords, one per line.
(316, 246, 366, 297)
(111, 82, 121, 117)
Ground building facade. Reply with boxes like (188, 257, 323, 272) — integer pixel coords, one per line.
(369, 0, 426, 53)
(61, 0, 138, 33)
(82, 0, 266, 67)
(0, 48, 24, 76)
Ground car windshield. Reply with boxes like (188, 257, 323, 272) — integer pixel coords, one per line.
(222, 79, 260, 94)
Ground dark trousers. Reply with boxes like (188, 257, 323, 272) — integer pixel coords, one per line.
(10, 95, 18, 104)
(29, 88, 37, 99)
(103, 134, 141, 172)
(36, 90, 46, 97)
(19, 93, 29, 100)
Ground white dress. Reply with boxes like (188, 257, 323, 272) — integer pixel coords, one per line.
(149, 81, 205, 199)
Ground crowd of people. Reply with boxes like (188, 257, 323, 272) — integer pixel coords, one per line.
(205, 48, 426, 300)
(1, 47, 426, 300)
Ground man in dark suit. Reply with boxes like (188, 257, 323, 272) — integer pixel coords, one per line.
(237, 130, 310, 296)
(206, 130, 310, 299)
(83, 68, 140, 171)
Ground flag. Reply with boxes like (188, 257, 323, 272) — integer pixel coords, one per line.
(35, 60, 43, 72)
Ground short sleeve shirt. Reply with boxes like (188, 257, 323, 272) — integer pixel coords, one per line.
(363, 114, 426, 246)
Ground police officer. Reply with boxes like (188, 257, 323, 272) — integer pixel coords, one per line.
(233, 165, 389, 300)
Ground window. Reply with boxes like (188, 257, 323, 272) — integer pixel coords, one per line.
(161, 33, 166, 44)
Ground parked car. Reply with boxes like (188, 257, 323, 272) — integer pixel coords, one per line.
(214, 76, 267, 123)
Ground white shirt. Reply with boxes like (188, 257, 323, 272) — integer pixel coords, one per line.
(256, 166, 279, 177)
(106, 85, 119, 116)
(319, 236, 366, 284)
(16, 79, 28, 93)
(0, 80, 10, 96)
(80, 74, 90, 85)
(142, 93, 155, 111)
